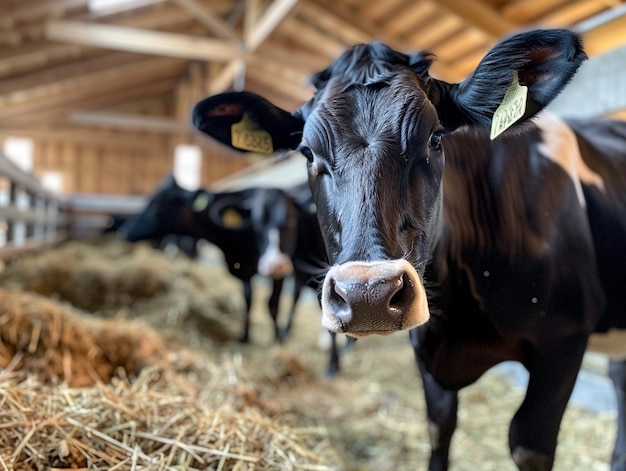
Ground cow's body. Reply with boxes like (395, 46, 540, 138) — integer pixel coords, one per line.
(120, 176, 287, 343)
(411, 115, 626, 470)
(191, 29, 626, 470)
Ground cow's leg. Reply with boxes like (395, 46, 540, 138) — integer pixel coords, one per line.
(279, 276, 304, 342)
(609, 358, 626, 471)
(325, 332, 341, 377)
(238, 280, 253, 343)
(267, 278, 285, 342)
(410, 329, 458, 471)
(509, 336, 588, 471)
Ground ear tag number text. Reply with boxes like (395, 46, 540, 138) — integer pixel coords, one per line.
(490, 72, 528, 140)
(231, 113, 274, 154)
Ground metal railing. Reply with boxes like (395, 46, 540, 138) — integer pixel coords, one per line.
(0, 154, 68, 261)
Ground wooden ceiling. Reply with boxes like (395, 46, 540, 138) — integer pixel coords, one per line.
(2, 0, 626, 145)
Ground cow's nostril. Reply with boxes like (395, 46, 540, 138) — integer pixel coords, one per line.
(327, 279, 353, 328)
(388, 273, 415, 314)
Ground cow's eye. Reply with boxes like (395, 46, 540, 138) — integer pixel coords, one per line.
(299, 146, 314, 162)
(428, 132, 442, 151)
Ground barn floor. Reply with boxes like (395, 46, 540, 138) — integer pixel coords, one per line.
(0, 239, 616, 470)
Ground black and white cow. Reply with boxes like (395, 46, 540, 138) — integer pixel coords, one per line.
(119, 175, 288, 343)
(192, 29, 626, 471)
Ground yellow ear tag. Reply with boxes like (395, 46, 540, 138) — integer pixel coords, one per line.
(231, 112, 274, 154)
(490, 71, 528, 140)
(192, 192, 210, 212)
(222, 207, 244, 228)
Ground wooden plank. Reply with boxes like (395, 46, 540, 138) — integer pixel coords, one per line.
(0, 127, 170, 151)
(170, 0, 239, 40)
(45, 20, 243, 61)
(539, 0, 610, 28)
(276, 16, 347, 60)
(502, 0, 572, 22)
(245, 0, 298, 51)
(384, 0, 439, 38)
(69, 110, 190, 133)
(4, 0, 88, 23)
(296, 1, 371, 45)
(436, 0, 517, 37)
(208, 0, 298, 94)
(582, 13, 626, 56)
(0, 60, 184, 121)
(78, 146, 100, 193)
(0, 154, 57, 198)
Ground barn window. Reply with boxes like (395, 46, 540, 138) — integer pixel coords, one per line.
(41, 172, 64, 194)
(89, 0, 140, 13)
(174, 144, 202, 190)
(3, 137, 33, 172)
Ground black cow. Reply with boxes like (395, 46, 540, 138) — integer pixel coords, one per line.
(119, 175, 287, 343)
(192, 29, 626, 470)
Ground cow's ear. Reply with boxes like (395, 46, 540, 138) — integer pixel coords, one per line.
(192, 91, 304, 155)
(436, 29, 586, 132)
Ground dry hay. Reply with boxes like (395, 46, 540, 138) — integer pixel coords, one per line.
(0, 239, 243, 344)
(0, 290, 343, 470)
(0, 290, 166, 387)
(0, 355, 342, 470)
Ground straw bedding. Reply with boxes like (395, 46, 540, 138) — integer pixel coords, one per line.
(0, 239, 617, 470)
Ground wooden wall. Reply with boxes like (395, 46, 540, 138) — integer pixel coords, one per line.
(0, 128, 251, 197)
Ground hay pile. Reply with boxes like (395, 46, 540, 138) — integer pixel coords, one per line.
(0, 239, 242, 344)
(0, 290, 165, 387)
(0, 289, 343, 470)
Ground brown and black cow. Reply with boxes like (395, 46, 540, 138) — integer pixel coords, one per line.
(192, 29, 626, 471)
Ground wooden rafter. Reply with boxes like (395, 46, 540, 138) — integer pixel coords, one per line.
(208, 0, 299, 93)
(44, 20, 242, 61)
(69, 110, 190, 133)
(436, 0, 518, 37)
(169, 0, 239, 40)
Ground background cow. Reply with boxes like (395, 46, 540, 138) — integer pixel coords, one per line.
(119, 175, 285, 343)
(190, 29, 626, 471)
(120, 176, 351, 375)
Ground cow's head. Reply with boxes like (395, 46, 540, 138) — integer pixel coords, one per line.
(119, 174, 201, 242)
(193, 29, 586, 336)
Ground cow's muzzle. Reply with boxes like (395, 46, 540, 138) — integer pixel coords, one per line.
(321, 259, 430, 337)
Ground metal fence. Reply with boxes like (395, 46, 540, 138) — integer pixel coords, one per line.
(0, 153, 68, 261)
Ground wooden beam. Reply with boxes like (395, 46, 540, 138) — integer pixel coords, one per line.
(44, 20, 242, 61)
(276, 16, 347, 61)
(69, 110, 190, 133)
(245, 0, 299, 51)
(4, 0, 88, 23)
(296, 1, 370, 45)
(0, 126, 171, 150)
(0, 58, 184, 120)
(436, 0, 517, 38)
(582, 13, 626, 56)
(207, 0, 299, 94)
(170, 0, 239, 40)
(209, 60, 246, 94)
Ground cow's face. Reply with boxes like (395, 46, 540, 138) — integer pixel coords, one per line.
(297, 72, 444, 334)
(192, 29, 586, 336)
